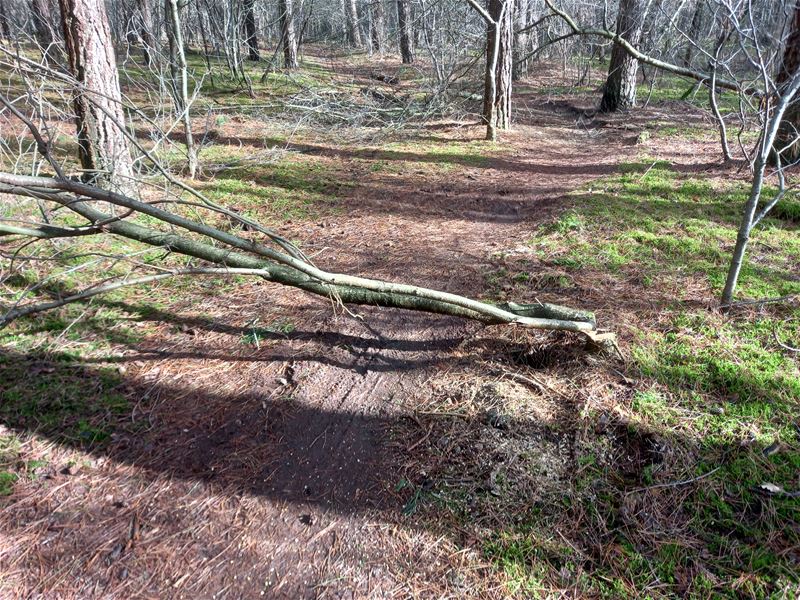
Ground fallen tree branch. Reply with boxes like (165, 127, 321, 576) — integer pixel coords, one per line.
(543, 0, 745, 93)
(0, 172, 609, 341)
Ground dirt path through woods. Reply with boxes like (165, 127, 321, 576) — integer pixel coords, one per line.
(0, 88, 642, 598)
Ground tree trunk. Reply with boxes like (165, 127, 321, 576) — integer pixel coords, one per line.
(369, 0, 385, 55)
(30, 0, 55, 50)
(165, 0, 198, 178)
(0, 0, 11, 39)
(396, 0, 413, 64)
(775, 2, 800, 165)
(58, 0, 134, 193)
(278, 0, 298, 68)
(345, 0, 362, 47)
(483, 0, 513, 141)
(683, 0, 704, 67)
(599, 0, 645, 112)
(136, 0, 157, 66)
(512, 0, 530, 81)
(243, 0, 260, 61)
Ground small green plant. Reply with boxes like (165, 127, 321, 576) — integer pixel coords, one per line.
(242, 319, 296, 346)
(0, 471, 18, 496)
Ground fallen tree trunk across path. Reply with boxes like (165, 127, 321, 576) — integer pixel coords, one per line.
(0, 171, 612, 345)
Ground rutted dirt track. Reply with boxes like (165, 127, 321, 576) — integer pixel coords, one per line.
(0, 78, 667, 598)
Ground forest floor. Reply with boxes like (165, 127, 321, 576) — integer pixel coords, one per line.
(2, 49, 800, 599)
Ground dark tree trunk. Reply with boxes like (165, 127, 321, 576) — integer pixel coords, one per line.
(58, 0, 134, 192)
(345, 0, 362, 47)
(776, 2, 800, 164)
(136, 0, 157, 65)
(599, 0, 645, 112)
(244, 0, 260, 61)
(483, 0, 513, 140)
(369, 0, 385, 54)
(30, 0, 55, 50)
(396, 0, 413, 63)
(683, 0, 704, 66)
(278, 0, 298, 68)
(0, 0, 11, 39)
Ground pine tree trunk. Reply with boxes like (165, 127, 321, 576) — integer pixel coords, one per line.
(345, 0, 362, 47)
(599, 0, 645, 112)
(244, 0, 260, 61)
(483, 0, 513, 140)
(396, 0, 413, 63)
(369, 0, 385, 55)
(775, 2, 800, 164)
(30, 0, 55, 50)
(136, 0, 157, 65)
(0, 0, 10, 39)
(58, 0, 134, 193)
(278, 0, 298, 68)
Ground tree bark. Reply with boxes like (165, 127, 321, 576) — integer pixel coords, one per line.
(0, 0, 11, 39)
(369, 0, 385, 55)
(165, 0, 198, 178)
(599, 0, 645, 112)
(344, 0, 362, 47)
(278, 0, 298, 68)
(243, 0, 260, 61)
(30, 0, 56, 50)
(135, 0, 157, 66)
(775, 2, 800, 165)
(512, 0, 529, 81)
(396, 0, 413, 63)
(58, 0, 134, 193)
(483, 0, 513, 141)
(683, 0, 704, 67)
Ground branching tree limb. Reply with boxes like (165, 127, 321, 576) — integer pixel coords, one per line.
(0, 171, 607, 340)
(543, 0, 744, 93)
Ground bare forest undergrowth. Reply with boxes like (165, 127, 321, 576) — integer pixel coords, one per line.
(2, 55, 799, 599)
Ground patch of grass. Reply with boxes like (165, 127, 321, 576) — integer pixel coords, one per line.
(639, 73, 740, 113)
(0, 353, 129, 446)
(199, 157, 341, 223)
(531, 161, 800, 299)
(241, 319, 296, 345)
(0, 471, 18, 496)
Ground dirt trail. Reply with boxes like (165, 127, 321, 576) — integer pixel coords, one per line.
(225, 101, 637, 596)
(1, 89, 640, 598)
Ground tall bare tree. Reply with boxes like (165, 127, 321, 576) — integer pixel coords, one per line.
(369, 0, 385, 54)
(776, 1, 800, 164)
(30, 0, 56, 51)
(599, 0, 646, 112)
(58, 0, 134, 192)
(344, 0, 362, 46)
(0, 0, 11, 39)
(135, 0, 157, 65)
(483, 0, 513, 140)
(683, 0, 705, 66)
(243, 0, 260, 61)
(278, 0, 298, 68)
(165, 0, 198, 178)
(396, 0, 413, 63)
